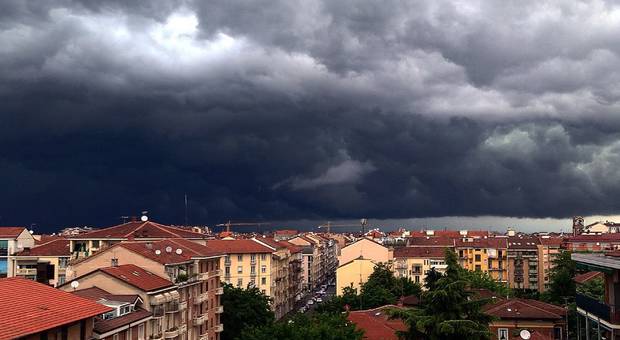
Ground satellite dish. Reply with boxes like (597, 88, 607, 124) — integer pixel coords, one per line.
(70, 281, 79, 289)
(29, 230, 34, 234)
(141, 215, 148, 222)
(165, 246, 172, 253)
(155, 250, 161, 255)
(520, 330, 531, 340)
(175, 248, 183, 255)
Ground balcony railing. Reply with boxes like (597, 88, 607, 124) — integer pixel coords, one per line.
(197, 273, 209, 281)
(194, 292, 208, 305)
(216, 287, 224, 295)
(193, 314, 207, 326)
(163, 328, 179, 338)
(576, 293, 615, 322)
(209, 269, 221, 277)
(179, 301, 187, 311)
(215, 305, 224, 314)
(16, 268, 37, 276)
(214, 324, 224, 333)
(178, 324, 187, 334)
(149, 334, 163, 340)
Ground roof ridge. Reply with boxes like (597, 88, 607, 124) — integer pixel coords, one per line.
(125, 221, 149, 237)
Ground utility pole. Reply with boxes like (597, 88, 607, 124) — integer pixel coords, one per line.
(184, 194, 188, 226)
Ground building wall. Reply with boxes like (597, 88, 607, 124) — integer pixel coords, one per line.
(393, 256, 446, 286)
(21, 318, 95, 340)
(338, 238, 389, 265)
(68, 247, 167, 279)
(12, 255, 69, 286)
(336, 258, 376, 296)
(489, 320, 564, 340)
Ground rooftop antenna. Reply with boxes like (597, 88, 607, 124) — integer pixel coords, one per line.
(120, 216, 130, 223)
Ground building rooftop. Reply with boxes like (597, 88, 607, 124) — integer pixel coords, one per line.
(507, 236, 541, 249)
(574, 271, 603, 284)
(0, 277, 112, 340)
(206, 239, 274, 254)
(347, 305, 407, 340)
(455, 238, 507, 248)
(70, 220, 206, 240)
(71, 286, 141, 304)
(407, 237, 455, 247)
(18, 238, 70, 256)
(0, 226, 26, 238)
(484, 298, 566, 320)
(393, 246, 446, 258)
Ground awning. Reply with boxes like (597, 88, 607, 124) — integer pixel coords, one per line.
(150, 294, 165, 305)
(169, 291, 180, 301)
(163, 292, 172, 302)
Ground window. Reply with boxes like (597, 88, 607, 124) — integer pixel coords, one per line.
(111, 258, 119, 267)
(0, 259, 7, 278)
(58, 275, 66, 285)
(459, 250, 463, 257)
(237, 266, 243, 274)
(113, 334, 119, 340)
(261, 254, 267, 261)
(261, 265, 266, 273)
(225, 266, 230, 275)
(225, 255, 231, 264)
(250, 279, 255, 287)
(261, 277, 266, 285)
(251, 254, 256, 262)
(475, 265, 481, 271)
(498, 328, 508, 340)
(237, 255, 243, 262)
(237, 278, 243, 287)
(474, 254, 481, 262)
(0, 240, 7, 257)
(414, 276, 420, 283)
(251, 266, 256, 274)
(92, 240, 100, 248)
(138, 324, 145, 340)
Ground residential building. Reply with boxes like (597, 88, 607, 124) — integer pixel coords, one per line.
(539, 236, 563, 291)
(251, 237, 294, 318)
(456, 238, 508, 283)
(484, 298, 566, 340)
(0, 227, 36, 278)
(0, 277, 111, 340)
(72, 287, 152, 340)
(68, 219, 207, 260)
(573, 251, 620, 339)
(336, 257, 377, 295)
(564, 233, 620, 252)
(407, 236, 455, 248)
(11, 238, 70, 286)
(273, 230, 299, 241)
(289, 235, 323, 291)
(66, 238, 224, 340)
(392, 247, 446, 285)
(338, 237, 391, 266)
(507, 237, 541, 291)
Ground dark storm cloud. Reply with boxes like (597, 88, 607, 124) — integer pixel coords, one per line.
(3, 0, 620, 231)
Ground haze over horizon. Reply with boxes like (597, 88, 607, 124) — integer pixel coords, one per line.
(4, 1, 620, 232)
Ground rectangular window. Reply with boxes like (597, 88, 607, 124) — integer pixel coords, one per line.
(237, 278, 243, 287)
(58, 275, 66, 285)
(92, 240, 100, 248)
(414, 276, 419, 283)
(251, 254, 256, 262)
(237, 255, 243, 262)
(138, 324, 145, 340)
(237, 266, 243, 274)
(111, 258, 119, 267)
(0, 241, 7, 257)
(261, 277, 266, 285)
(251, 266, 256, 274)
(475, 265, 481, 271)
(250, 279, 255, 287)
(475, 254, 481, 262)
(498, 328, 508, 340)
(0, 259, 7, 278)
(225, 255, 231, 264)
(225, 266, 230, 274)
(261, 265, 266, 273)
(261, 254, 267, 261)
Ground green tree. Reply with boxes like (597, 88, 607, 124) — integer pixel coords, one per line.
(239, 312, 364, 340)
(577, 276, 604, 302)
(424, 267, 443, 291)
(390, 249, 494, 340)
(461, 269, 511, 297)
(543, 250, 576, 304)
(221, 283, 275, 340)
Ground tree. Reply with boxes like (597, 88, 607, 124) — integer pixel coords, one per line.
(424, 267, 443, 291)
(543, 250, 576, 304)
(390, 249, 494, 340)
(577, 276, 604, 302)
(239, 312, 364, 340)
(221, 283, 275, 340)
(461, 269, 510, 298)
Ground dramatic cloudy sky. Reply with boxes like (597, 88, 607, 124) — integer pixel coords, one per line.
(3, 0, 620, 232)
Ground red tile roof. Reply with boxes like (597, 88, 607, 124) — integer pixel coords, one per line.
(116, 239, 221, 265)
(71, 221, 206, 239)
(71, 287, 141, 304)
(407, 237, 455, 247)
(484, 298, 566, 320)
(98, 264, 174, 292)
(0, 277, 112, 339)
(507, 237, 541, 249)
(0, 227, 26, 238)
(18, 238, 70, 256)
(347, 305, 407, 340)
(274, 229, 298, 235)
(539, 236, 565, 246)
(455, 238, 507, 248)
(574, 271, 603, 284)
(567, 233, 620, 242)
(206, 239, 274, 254)
(393, 246, 446, 258)
(281, 241, 303, 254)
(94, 307, 152, 334)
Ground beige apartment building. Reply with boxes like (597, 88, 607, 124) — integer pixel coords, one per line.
(455, 238, 509, 283)
(0, 227, 36, 278)
(393, 247, 446, 286)
(336, 257, 376, 295)
(66, 238, 224, 340)
(336, 238, 392, 296)
(288, 235, 323, 292)
(11, 238, 70, 286)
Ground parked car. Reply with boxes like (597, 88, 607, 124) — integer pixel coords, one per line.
(307, 299, 314, 305)
(316, 297, 323, 303)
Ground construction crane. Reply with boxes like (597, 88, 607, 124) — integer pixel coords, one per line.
(215, 221, 271, 233)
(318, 218, 369, 234)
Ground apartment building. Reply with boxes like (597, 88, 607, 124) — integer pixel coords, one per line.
(456, 238, 508, 283)
(0, 227, 36, 278)
(393, 247, 446, 285)
(288, 235, 324, 291)
(72, 286, 153, 339)
(0, 277, 112, 340)
(67, 238, 224, 340)
(11, 238, 70, 286)
(539, 236, 563, 291)
(336, 257, 377, 295)
(336, 238, 392, 295)
(507, 237, 541, 291)
(564, 233, 620, 252)
(68, 219, 207, 260)
(484, 298, 566, 340)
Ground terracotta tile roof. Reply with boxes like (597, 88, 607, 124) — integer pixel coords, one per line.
(71, 287, 141, 304)
(281, 241, 302, 254)
(347, 305, 407, 340)
(35, 234, 64, 245)
(0, 227, 26, 238)
(407, 237, 455, 247)
(507, 237, 541, 249)
(539, 236, 565, 246)
(206, 239, 274, 254)
(274, 229, 298, 235)
(484, 298, 566, 320)
(0, 277, 112, 340)
(18, 238, 70, 256)
(98, 264, 174, 292)
(117, 238, 222, 265)
(455, 238, 507, 249)
(253, 237, 286, 250)
(574, 271, 603, 284)
(567, 233, 620, 242)
(71, 221, 206, 240)
(393, 246, 446, 258)
(94, 308, 152, 334)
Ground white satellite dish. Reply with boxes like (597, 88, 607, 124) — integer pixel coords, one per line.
(165, 246, 173, 253)
(155, 249, 161, 255)
(70, 281, 79, 289)
(141, 215, 148, 222)
(520, 329, 531, 340)
(175, 248, 183, 255)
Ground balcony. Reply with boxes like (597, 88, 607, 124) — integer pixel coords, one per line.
(178, 301, 187, 311)
(166, 302, 179, 313)
(216, 287, 224, 295)
(164, 328, 179, 338)
(199, 333, 209, 340)
(194, 292, 208, 305)
(178, 324, 187, 334)
(149, 334, 163, 340)
(215, 324, 224, 333)
(215, 305, 224, 314)
(209, 269, 221, 277)
(576, 293, 619, 323)
(193, 314, 207, 326)
(16, 268, 37, 276)
(197, 272, 209, 281)
(152, 307, 165, 318)
(394, 263, 407, 269)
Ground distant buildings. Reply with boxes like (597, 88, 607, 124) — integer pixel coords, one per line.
(336, 238, 391, 295)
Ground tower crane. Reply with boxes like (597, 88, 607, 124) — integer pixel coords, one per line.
(318, 218, 369, 234)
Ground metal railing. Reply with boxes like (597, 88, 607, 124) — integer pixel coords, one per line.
(576, 293, 611, 322)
